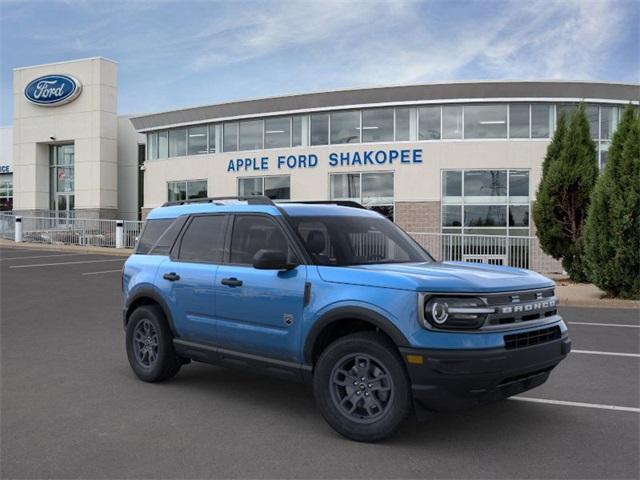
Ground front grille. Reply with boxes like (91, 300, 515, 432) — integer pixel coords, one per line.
(504, 326, 561, 350)
(484, 288, 557, 328)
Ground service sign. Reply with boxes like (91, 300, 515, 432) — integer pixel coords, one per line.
(24, 74, 82, 106)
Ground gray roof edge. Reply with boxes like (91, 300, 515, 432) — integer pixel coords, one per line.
(130, 81, 640, 131)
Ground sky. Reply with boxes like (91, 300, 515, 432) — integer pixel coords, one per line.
(0, 0, 638, 126)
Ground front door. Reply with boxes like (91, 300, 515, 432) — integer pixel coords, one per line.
(215, 214, 307, 362)
(157, 214, 228, 344)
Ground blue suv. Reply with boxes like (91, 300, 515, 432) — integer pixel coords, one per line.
(123, 196, 570, 442)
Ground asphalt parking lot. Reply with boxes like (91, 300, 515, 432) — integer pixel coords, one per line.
(1, 245, 638, 479)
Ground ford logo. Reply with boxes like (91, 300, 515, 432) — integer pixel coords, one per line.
(24, 74, 82, 106)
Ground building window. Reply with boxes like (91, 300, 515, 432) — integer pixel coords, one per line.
(362, 108, 394, 143)
(395, 107, 411, 141)
(509, 104, 530, 139)
(585, 104, 599, 140)
(292, 116, 303, 147)
(158, 131, 168, 159)
(147, 132, 158, 160)
(442, 169, 529, 236)
(265, 117, 291, 149)
(187, 126, 208, 155)
(208, 124, 217, 153)
(330, 172, 394, 220)
(330, 110, 360, 144)
(419, 106, 441, 140)
(168, 128, 187, 157)
(223, 122, 239, 152)
(464, 104, 507, 139)
(167, 180, 208, 202)
(531, 104, 552, 138)
(442, 105, 463, 139)
(239, 119, 263, 150)
(310, 113, 329, 145)
(600, 106, 619, 140)
(0, 173, 12, 211)
(238, 176, 290, 200)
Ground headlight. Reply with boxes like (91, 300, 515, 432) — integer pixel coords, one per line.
(423, 297, 494, 330)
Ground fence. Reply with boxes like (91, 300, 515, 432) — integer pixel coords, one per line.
(0, 213, 15, 240)
(1, 214, 564, 274)
(409, 232, 563, 274)
(1, 214, 144, 249)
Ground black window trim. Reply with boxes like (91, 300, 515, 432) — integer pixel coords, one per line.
(170, 213, 230, 265)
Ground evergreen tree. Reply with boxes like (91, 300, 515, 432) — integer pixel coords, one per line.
(533, 112, 567, 261)
(584, 106, 640, 298)
(533, 104, 598, 281)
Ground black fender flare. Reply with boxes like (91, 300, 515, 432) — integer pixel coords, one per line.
(303, 306, 410, 364)
(124, 286, 178, 336)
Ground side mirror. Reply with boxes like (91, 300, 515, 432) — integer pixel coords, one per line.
(252, 249, 297, 270)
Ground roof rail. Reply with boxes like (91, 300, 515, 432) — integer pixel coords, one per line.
(277, 200, 367, 209)
(161, 195, 275, 207)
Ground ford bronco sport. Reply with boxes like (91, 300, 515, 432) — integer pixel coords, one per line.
(122, 196, 570, 442)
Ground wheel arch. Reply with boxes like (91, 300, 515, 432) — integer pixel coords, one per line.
(124, 286, 177, 336)
(303, 306, 410, 366)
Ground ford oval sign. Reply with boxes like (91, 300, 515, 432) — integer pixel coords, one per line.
(24, 74, 82, 106)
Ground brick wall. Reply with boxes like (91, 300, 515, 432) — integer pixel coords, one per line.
(394, 201, 441, 233)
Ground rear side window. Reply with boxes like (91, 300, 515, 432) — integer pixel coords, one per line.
(229, 215, 295, 265)
(148, 217, 187, 256)
(136, 219, 174, 254)
(178, 215, 227, 263)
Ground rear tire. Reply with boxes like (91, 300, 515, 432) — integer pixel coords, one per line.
(313, 332, 412, 442)
(126, 305, 181, 382)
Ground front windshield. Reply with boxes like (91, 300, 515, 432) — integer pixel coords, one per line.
(289, 215, 433, 266)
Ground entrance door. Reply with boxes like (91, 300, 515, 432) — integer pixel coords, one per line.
(50, 144, 75, 222)
(214, 214, 307, 362)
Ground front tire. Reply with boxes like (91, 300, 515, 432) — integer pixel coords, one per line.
(126, 305, 181, 382)
(313, 332, 412, 442)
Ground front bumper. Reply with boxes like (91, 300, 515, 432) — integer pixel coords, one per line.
(399, 333, 571, 412)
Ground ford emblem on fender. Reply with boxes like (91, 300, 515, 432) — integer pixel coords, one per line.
(24, 74, 82, 106)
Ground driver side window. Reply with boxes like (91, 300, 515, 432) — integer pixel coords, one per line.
(229, 215, 296, 265)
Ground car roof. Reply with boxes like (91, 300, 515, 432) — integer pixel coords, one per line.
(146, 202, 379, 220)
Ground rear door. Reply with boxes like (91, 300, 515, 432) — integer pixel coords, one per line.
(157, 214, 228, 343)
(214, 214, 307, 362)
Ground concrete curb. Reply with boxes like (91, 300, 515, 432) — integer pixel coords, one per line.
(0, 239, 132, 257)
(554, 282, 640, 310)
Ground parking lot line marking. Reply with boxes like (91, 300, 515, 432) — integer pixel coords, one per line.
(82, 269, 122, 275)
(512, 397, 640, 413)
(572, 349, 640, 358)
(568, 321, 640, 328)
(10, 259, 124, 269)
(1, 253, 87, 261)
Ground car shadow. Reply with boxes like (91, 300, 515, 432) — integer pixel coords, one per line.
(133, 361, 573, 446)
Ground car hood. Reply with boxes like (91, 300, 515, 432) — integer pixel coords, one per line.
(316, 261, 554, 293)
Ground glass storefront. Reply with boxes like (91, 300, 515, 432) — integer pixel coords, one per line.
(0, 173, 12, 211)
(50, 144, 75, 217)
(442, 169, 530, 236)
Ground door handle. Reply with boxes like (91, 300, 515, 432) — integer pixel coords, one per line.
(221, 277, 243, 287)
(163, 272, 180, 282)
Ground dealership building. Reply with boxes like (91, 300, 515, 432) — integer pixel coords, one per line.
(5, 57, 638, 239)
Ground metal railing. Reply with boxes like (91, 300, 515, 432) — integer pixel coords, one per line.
(2, 214, 563, 274)
(409, 232, 563, 274)
(3, 215, 144, 249)
(0, 213, 15, 240)
(123, 220, 143, 249)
